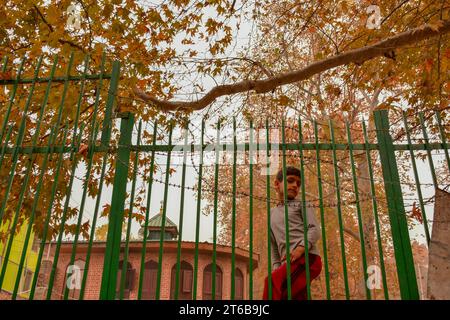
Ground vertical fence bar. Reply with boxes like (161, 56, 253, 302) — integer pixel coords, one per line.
(85, 52, 105, 146)
(45, 144, 81, 299)
(418, 112, 439, 190)
(329, 119, 350, 300)
(71, 55, 90, 148)
(29, 123, 85, 300)
(0, 125, 13, 169)
(0, 56, 45, 290)
(155, 123, 173, 300)
(101, 60, 120, 146)
(0, 125, 25, 229)
(0, 57, 25, 145)
(0, 56, 43, 224)
(298, 118, 311, 300)
(99, 113, 134, 300)
(373, 109, 419, 300)
(45, 54, 81, 299)
(87, 53, 106, 142)
(212, 120, 220, 300)
(362, 120, 389, 300)
(137, 121, 158, 300)
(118, 120, 142, 300)
(174, 122, 189, 300)
(12, 124, 59, 298)
(265, 119, 272, 300)
(12, 124, 68, 299)
(231, 117, 237, 300)
(76, 55, 105, 300)
(345, 121, 370, 300)
(52, 53, 74, 135)
(193, 120, 204, 300)
(0, 55, 7, 73)
(280, 118, 292, 300)
(63, 123, 99, 300)
(64, 53, 105, 300)
(0, 54, 6, 150)
(80, 142, 109, 299)
(435, 110, 450, 172)
(402, 111, 430, 245)
(249, 120, 254, 300)
(313, 120, 331, 300)
(50, 53, 89, 300)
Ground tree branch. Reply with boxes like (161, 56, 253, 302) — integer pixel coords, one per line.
(34, 5, 54, 32)
(344, 227, 361, 242)
(134, 19, 450, 112)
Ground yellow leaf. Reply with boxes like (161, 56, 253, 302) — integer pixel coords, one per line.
(46, 7, 60, 25)
(0, 71, 12, 80)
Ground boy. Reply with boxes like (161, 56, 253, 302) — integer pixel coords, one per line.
(263, 166, 322, 300)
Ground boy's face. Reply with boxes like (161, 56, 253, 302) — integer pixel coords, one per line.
(274, 175, 301, 200)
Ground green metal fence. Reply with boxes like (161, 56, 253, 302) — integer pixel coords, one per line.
(0, 55, 448, 300)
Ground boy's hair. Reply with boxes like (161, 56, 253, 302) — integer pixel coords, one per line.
(276, 166, 301, 182)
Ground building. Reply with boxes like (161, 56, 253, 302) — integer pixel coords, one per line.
(37, 212, 259, 300)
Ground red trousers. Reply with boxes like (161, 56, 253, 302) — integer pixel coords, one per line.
(263, 253, 322, 300)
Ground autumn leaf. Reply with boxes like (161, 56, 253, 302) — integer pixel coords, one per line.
(278, 95, 292, 106)
(0, 71, 12, 80)
(46, 6, 60, 25)
(411, 202, 423, 224)
(424, 58, 434, 73)
(101, 204, 111, 218)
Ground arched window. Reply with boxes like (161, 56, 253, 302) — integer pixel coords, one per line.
(170, 261, 193, 299)
(234, 268, 244, 300)
(202, 264, 222, 300)
(115, 260, 135, 300)
(142, 260, 158, 300)
(64, 259, 85, 300)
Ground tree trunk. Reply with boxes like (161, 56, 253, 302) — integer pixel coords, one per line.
(427, 188, 450, 300)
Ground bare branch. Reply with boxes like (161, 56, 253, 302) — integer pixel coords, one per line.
(134, 19, 450, 112)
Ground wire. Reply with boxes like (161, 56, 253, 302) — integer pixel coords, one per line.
(111, 141, 447, 212)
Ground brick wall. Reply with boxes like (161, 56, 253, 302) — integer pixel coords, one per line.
(40, 242, 255, 300)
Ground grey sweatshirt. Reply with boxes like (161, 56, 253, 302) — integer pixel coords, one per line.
(270, 200, 321, 270)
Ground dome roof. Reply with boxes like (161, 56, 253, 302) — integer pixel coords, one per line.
(147, 213, 178, 228)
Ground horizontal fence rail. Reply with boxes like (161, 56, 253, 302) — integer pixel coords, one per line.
(1, 143, 446, 156)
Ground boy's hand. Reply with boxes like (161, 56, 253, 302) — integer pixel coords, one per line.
(281, 246, 305, 263)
